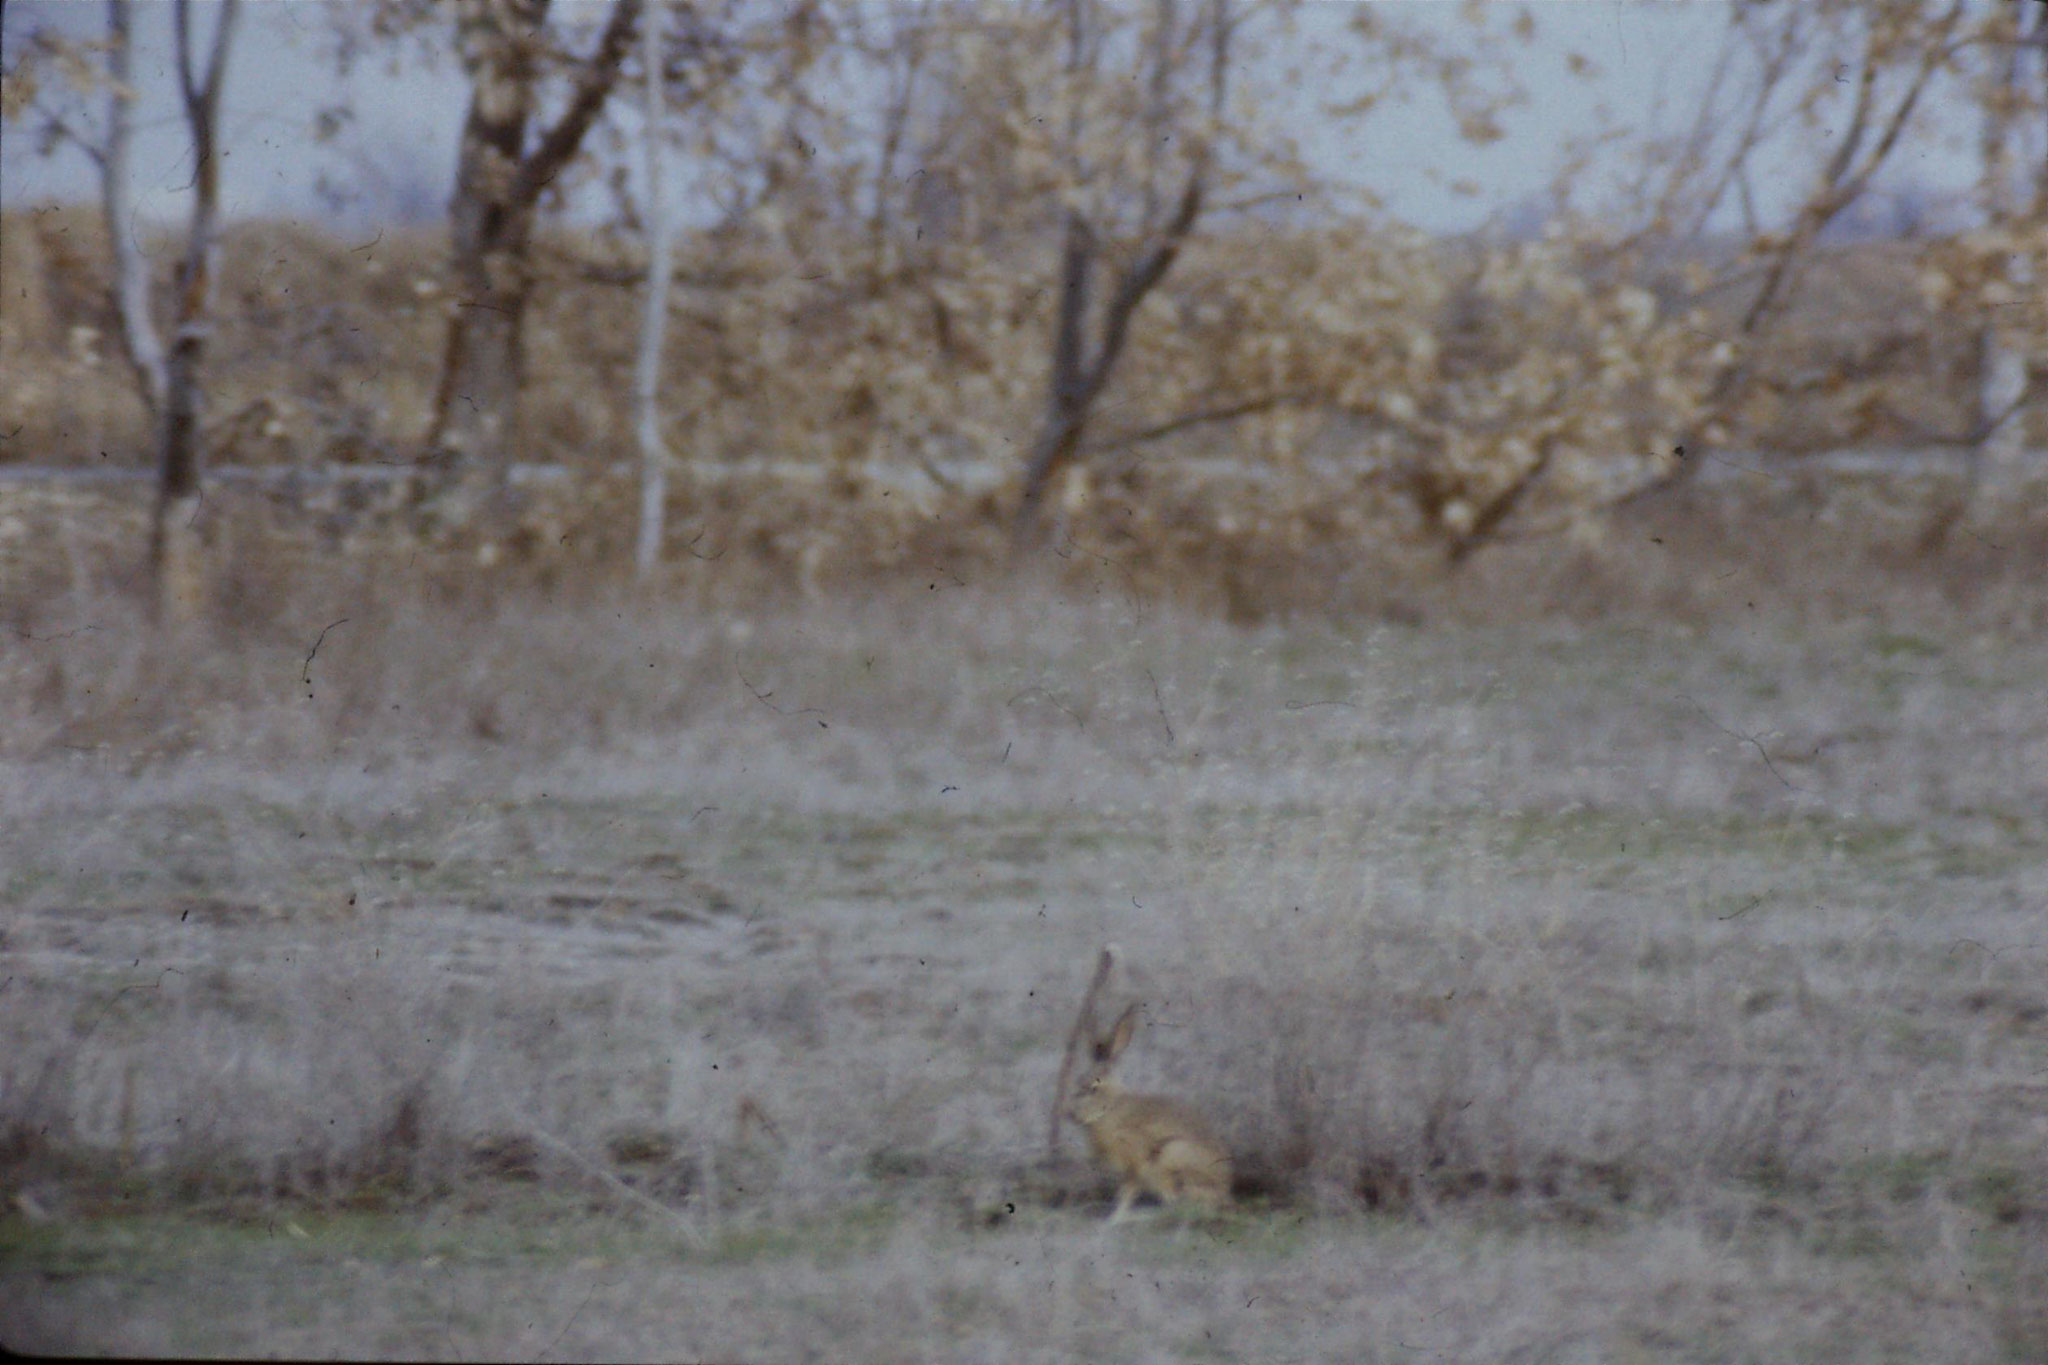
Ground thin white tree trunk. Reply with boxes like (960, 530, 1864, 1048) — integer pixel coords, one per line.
(634, 0, 674, 580)
(104, 0, 168, 418)
(1979, 304, 2030, 470)
(1973, 3, 2041, 477)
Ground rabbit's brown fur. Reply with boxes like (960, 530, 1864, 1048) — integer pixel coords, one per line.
(1067, 1002, 1232, 1223)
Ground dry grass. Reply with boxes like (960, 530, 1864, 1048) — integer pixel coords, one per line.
(3, 527, 2045, 1358)
(7, 433, 2048, 651)
(5, 1210, 2035, 1363)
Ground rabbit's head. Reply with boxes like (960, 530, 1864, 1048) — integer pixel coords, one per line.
(1067, 1001, 1141, 1122)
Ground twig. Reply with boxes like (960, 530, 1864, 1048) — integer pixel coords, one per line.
(735, 656, 825, 721)
(1007, 687, 1083, 730)
(301, 618, 350, 687)
(529, 1126, 706, 1249)
(1684, 695, 1794, 789)
(1145, 669, 1175, 744)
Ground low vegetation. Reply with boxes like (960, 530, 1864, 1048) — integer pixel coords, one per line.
(3, 537, 2045, 1358)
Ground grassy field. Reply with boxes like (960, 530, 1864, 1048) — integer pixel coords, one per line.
(2, 539, 2045, 1359)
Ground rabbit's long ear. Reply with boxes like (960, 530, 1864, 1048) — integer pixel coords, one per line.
(1050, 946, 1120, 1156)
(1103, 1002, 1143, 1062)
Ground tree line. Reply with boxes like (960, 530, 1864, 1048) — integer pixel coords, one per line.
(4, 0, 2043, 614)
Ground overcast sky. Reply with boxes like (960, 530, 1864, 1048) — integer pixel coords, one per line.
(1, 1, 1984, 237)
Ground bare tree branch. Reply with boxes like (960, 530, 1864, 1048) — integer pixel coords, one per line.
(1017, 0, 1232, 530)
(1096, 390, 1316, 450)
(510, 0, 644, 210)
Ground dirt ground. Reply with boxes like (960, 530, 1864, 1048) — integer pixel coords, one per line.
(3, 540, 2045, 1360)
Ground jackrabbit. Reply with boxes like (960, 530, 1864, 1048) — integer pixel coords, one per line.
(1057, 950, 1232, 1224)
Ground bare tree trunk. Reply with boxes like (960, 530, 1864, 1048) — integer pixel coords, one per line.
(634, 0, 673, 579)
(1977, 282, 2033, 468)
(103, 0, 167, 421)
(1014, 0, 1226, 537)
(865, 11, 927, 272)
(145, 0, 239, 623)
(1918, 3, 2043, 555)
(1017, 210, 1098, 528)
(424, 0, 545, 493)
(424, 0, 642, 526)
